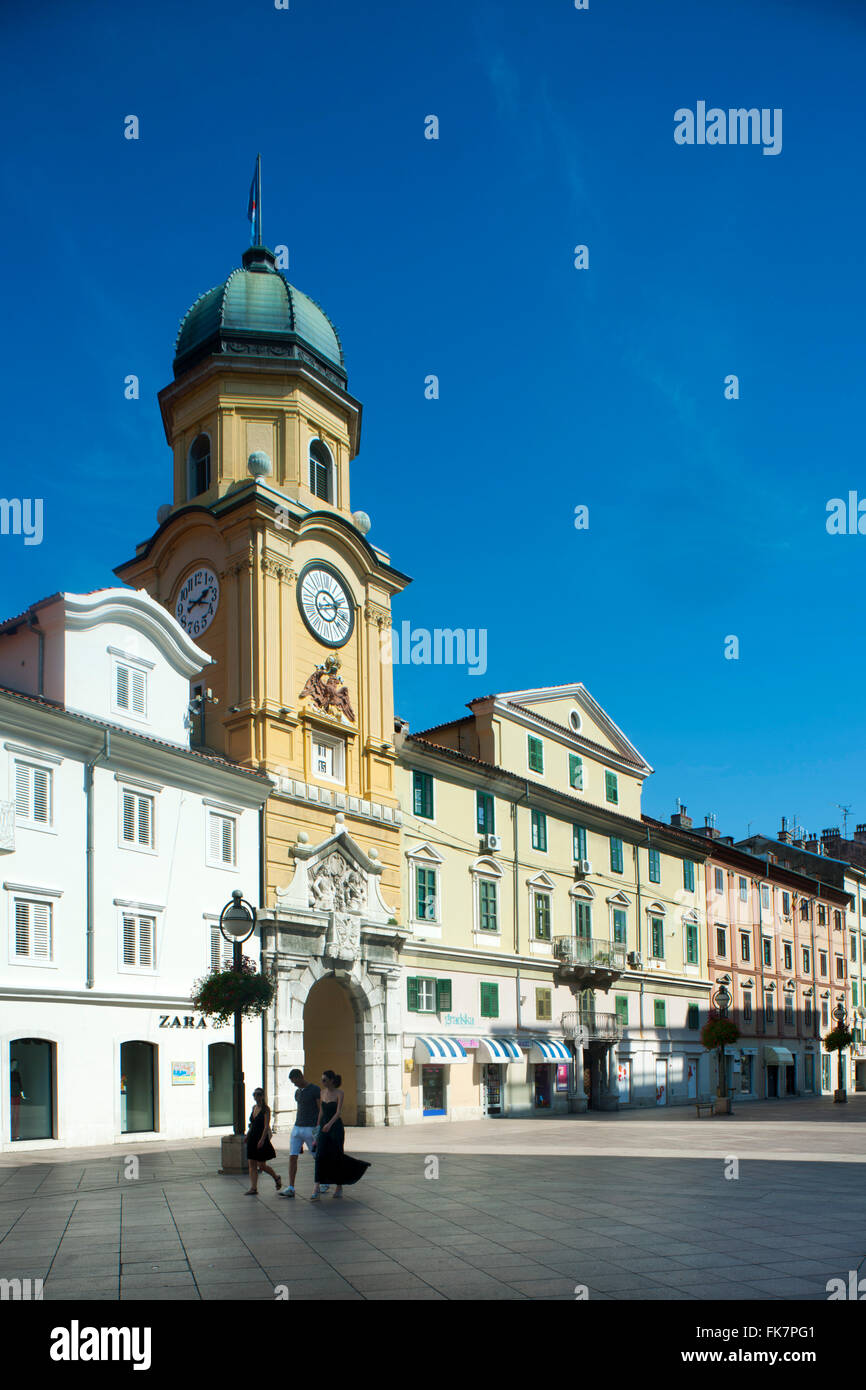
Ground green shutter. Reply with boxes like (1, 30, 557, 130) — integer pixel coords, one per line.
(528, 736, 544, 773)
(648, 849, 660, 883)
(480, 982, 499, 1018)
(605, 770, 618, 804)
(413, 772, 433, 819)
(615, 995, 628, 1024)
(610, 837, 623, 873)
(654, 1000, 666, 1026)
(569, 754, 583, 790)
(407, 977, 420, 1012)
(573, 824, 587, 860)
(436, 979, 452, 1012)
(683, 859, 695, 891)
(575, 901, 591, 938)
(476, 792, 494, 835)
(613, 909, 627, 944)
(687, 1003, 699, 1029)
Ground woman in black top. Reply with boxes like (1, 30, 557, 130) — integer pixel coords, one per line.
(245, 1088, 282, 1194)
(310, 1070, 370, 1200)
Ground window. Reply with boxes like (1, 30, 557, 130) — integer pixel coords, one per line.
(740, 931, 750, 962)
(783, 942, 792, 971)
(612, 908, 627, 945)
(569, 754, 583, 790)
(818, 904, 827, 926)
(653, 999, 666, 1027)
(648, 848, 660, 883)
(121, 789, 154, 849)
(536, 987, 552, 1021)
(685, 922, 699, 964)
(761, 884, 770, 910)
(819, 951, 828, 976)
(738, 877, 747, 902)
(851, 935, 858, 962)
(800, 897, 810, 920)
(683, 860, 695, 892)
(415, 866, 437, 921)
(476, 791, 494, 835)
(14, 762, 52, 827)
(834, 911, 842, 930)
(714, 868, 724, 894)
(615, 995, 629, 1025)
(651, 917, 665, 959)
(478, 879, 498, 933)
(781, 892, 791, 917)
(531, 810, 547, 852)
(573, 825, 587, 861)
(804, 996, 812, 1026)
(762, 938, 772, 967)
(742, 991, 752, 1023)
(802, 947, 810, 973)
(528, 736, 544, 774)
(121, 913, 155, 969)
(764, 993, 775, 1024)
(784, 995, 794, 1025)
(610, 837, 624, 874)
(480, 982, 499, 1019)
(853, 981, 860, 1008)
(836, 956, 845, 980)
(716, 926, 727, 957)
(605, 770, 618, 804)
(309, 439, 333, 502)
(413, 772, 434, 820)
(114, 661, 147, 718)
(207, 811, 237, 867)
(188, 433, 211, 496)
(575, 900, 591, 938)
(686, 1002, 699, 1030)
(13, 899, 53, 962)
(210, 925, 234, 972)
(821, 1000, 829, 1028)
(407, 977, 439, 1012)
(312, 736, 344, 784)
(534, 893, 552, 941)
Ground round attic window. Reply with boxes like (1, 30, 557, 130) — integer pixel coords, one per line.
(569, 709, 582, 733)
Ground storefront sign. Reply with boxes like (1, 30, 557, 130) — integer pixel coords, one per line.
(158, 1015, 208, 1030)
(443, 1012, 475, 1027)
(457, 1038, 480, 1049)
(171, 1062, 196, 1086)
(555, 1063, 569, 1093)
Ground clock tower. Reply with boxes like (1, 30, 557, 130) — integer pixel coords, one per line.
(114, 238, 410, 923)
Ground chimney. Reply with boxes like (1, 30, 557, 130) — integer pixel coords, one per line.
(792, 837, 805, 849)
(670, 804, 692, 830)
(805, 836, 820, 853)
(778, 816, 792, 845)
(694, 814, 720, 840)
(822, 827, 841, 849)
(854, 824, 866, 844)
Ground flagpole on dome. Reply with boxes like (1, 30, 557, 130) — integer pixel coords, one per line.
(257, 152, 263, 247)
(247, 153, 263, 249)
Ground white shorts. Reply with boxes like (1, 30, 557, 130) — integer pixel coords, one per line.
(290, 1125, 317, 1156)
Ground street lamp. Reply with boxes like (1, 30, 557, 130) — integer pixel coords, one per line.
(712, 981, 732, 1102)
(219, 889, 256, 1138)
(833, 999, 848, 1105)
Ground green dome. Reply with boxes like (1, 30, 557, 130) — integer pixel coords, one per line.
(174, 246, 346, 384)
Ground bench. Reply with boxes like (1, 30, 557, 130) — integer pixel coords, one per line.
(694, 1098, 715, 1118)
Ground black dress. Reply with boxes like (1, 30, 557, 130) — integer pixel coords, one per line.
(314, 1100, 370, 1186)
(245, 1107, 276, 1163)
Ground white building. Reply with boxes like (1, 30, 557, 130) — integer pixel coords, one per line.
(0, 589, 271, 1152)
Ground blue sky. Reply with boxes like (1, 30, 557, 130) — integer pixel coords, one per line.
(2, 0, 865, 840)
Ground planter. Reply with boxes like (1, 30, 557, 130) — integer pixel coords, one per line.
(219, 1133, 247, 1173)
(833, 1089, 848, 1104)
(714, 1097, 732, 1115)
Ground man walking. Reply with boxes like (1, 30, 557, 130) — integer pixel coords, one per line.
(279, 1068, 328, 1198)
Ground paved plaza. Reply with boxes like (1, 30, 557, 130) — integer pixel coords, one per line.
(1, 1098, 864, 1301)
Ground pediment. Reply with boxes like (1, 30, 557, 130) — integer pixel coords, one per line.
(497, 682, 651, 772)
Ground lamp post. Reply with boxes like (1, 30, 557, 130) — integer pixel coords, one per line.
(833, 1000, 848, 1105)
(712, 981, 732, 1108)
(218, 890, 256, 1170)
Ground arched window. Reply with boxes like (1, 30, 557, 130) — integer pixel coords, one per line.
(188, 434, 211, 498)
(309, 439, 333, 503)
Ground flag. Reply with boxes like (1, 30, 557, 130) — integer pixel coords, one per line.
(247, 156, 261, 245)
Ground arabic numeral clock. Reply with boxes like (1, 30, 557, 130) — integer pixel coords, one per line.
(175, 567, 220, 638)
(297, 561, 355, 647)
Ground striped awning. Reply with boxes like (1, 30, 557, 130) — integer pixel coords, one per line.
(526, 1037, 571, 1062)
(475, 1036, 522, 1062)
(413, 1035, 470, 1064)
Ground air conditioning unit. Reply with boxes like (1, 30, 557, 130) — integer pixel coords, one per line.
(484, 833, 502, 852)
(574, 859, 592, 875)
(627, 950, 642, 968)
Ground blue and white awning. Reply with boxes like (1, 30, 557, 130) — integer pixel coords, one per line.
(414, 1035, 470, 1064)
(476, 1036, 522, 1062)
(526, 1037, 572, 1062)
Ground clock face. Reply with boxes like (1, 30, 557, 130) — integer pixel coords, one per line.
(175, 567, 220, 638)
(297, 562, 355, 647)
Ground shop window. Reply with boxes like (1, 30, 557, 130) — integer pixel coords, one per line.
(9, 1039, 55, 1141)
(208, 1043, 234, 1127)
(120, 1040, 156, 1134)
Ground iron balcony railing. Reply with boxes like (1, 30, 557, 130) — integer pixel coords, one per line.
(561, 1009, 623, 1043)
(553, 936, 627, 971)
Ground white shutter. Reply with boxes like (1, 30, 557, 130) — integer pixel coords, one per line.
(122, 792, 136, 842)
(122, 914, 136, 965)
(131, 669, 146, 715)
(116, 663, 130, 709)
(15, 763, 30, 818)
(210, 926, 222, 971)
(33, 768, 50, 823)
(32, 903, 51, 959)
(208, 813, 220, 861)
(223, 817, 235, 865)
(138, 796, 152, 846)
(138, 917, 154, 968)
(14, 901, 29, 955)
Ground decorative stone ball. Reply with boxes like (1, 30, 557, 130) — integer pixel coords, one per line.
(157, 504, 172, 525)
(352, 510, 372, 535)
(335, 812, 345, 823)
(248, 450, 273, 477)
(297, 831, 309, 844)
(369, 847, 379, 861)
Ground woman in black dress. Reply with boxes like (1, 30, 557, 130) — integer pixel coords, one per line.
(310, 1070, 370, 1200)
(244, 1088, 282, 1194)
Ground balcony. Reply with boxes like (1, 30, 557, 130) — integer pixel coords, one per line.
(0, 801, 13, 852)
(561, 1008, 623, 1044)
(553, 935, 626, 990)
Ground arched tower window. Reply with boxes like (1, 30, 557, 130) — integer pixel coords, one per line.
(309, 439, 333, 503)
(188, 434, 211, 498)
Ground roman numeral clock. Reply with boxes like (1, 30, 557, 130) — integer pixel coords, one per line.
(297, 562, 355, 647)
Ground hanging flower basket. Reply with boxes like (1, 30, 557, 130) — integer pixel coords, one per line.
(191, 956, 275, 1027)
(701, 1017, 740, 1051)
(823, 1026, 854, 1053)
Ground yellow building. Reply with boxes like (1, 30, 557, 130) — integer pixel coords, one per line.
(115, 239, 411, 1127)
(396, 686, 714, 1118)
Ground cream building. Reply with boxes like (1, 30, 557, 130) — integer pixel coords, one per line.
(395, 685, 714, 1120)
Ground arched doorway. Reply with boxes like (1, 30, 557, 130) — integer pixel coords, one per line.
(303, 976, 357, 1125)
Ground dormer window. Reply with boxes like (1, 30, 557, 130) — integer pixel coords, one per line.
(113, 658, 148, 720)
(309, 439, 333, 502)
(188, 434, 211, 498)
